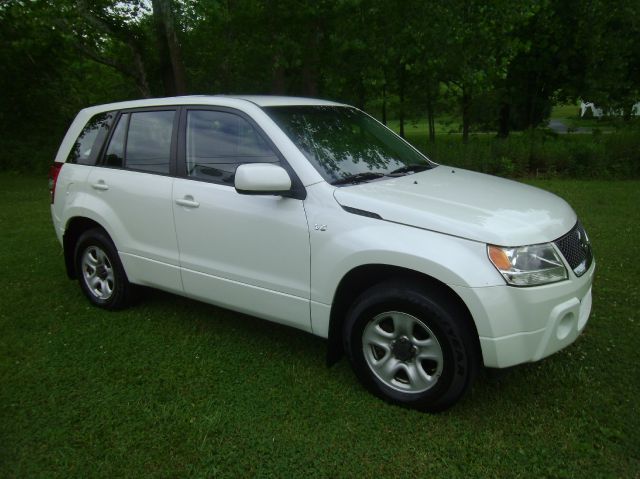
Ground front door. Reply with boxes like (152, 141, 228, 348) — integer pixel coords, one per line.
(172, 108, 311, 331)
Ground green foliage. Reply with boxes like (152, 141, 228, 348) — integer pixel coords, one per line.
(1, 174, 639, 477)
(0, 0, 639, 172)
(577, 0, 640, 111)
(414, 128, 640, 179)
(496, 1, 584, 131)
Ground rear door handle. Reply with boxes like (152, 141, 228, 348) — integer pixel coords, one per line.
(91, 181, 109, 191)
(175, 196, 200, 208)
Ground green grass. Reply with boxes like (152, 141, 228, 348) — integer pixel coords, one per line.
(550, 103, 632, 130)
(1, 173, 639, 477)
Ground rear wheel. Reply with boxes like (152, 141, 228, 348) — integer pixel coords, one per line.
(344, 279, 479, 412)
(74, 228, 134, 310)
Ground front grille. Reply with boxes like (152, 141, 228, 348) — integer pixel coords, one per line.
(554, 221, 593, 276)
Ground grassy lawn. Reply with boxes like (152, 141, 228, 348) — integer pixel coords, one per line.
(1, 172, 639, 477)
(550, 103, 625, 130)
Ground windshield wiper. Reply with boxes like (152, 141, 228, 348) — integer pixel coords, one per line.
(388, 164, 430, 176)
(331, 172, 386, 186)
(331, 165, 429, 185)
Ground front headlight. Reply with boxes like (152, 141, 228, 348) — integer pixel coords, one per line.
(487, 243, 567, 286)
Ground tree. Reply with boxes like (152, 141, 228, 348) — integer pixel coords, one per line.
(576, 0, 640, 115)
(439, 0, 538, 141)
(497, 0, 585, 135)
(151, 0, 188, 95)
(51, 0, 189, 97)
(67, 0, 154, 97)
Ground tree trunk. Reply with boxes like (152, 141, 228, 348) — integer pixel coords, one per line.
(301, 17, 322, 96)
(382, 82, 387, 125)
(524, 71, 542, 129)
(271, 52, 287, 94)
(301, 64, 318, 96)
(152, 0, 188, 96)
(428, 108, 435, 143)
(426, 83, 435, 143)
(399, 66, 405, 138)
(461, 87, 471, 142)
(356, 76, 366, 110)
(131, 49, 152, 98)
(497, 102, 510, 138)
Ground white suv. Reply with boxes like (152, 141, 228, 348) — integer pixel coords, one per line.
(50, 96, 594, 411)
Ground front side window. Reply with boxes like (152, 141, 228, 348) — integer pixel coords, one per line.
(101, 110, 175, 174)
(264, 106, 434, 184)
(185, 110, 278, 184)
(67, 112, 114, 165)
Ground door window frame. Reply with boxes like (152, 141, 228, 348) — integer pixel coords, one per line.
(96, 106, 180, 177)
(176, 106, 306, 200)
(92, 103, 306, 199)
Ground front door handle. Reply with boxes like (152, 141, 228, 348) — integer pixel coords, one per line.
(91, 181, 109, 191)
(175, 196, 200, 208)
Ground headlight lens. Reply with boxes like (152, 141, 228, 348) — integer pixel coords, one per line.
(487, 243, 567, 286)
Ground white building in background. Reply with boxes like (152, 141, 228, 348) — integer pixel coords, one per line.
(580, 100, 640, 117)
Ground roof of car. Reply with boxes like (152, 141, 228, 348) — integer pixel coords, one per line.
(80, 95, 346, 115)
(224, 95, 345, 107)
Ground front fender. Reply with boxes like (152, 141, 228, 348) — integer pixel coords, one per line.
(309, 213, 504, 307)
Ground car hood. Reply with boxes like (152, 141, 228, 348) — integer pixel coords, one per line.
(332, 166, 576, 245)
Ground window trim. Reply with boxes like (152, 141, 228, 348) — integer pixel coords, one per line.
(177, 106, 306, 200)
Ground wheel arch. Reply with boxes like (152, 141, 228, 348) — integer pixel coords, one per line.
(63, 217, 109, 279)
(326, 264, 481, 367)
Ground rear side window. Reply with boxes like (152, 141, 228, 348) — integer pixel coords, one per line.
(185, 110, 278, 184)
(101, 110, 175, 175)
(67, 112, 114, 165)
(127, 111, 175, 174)
(104, 113, 128, 167)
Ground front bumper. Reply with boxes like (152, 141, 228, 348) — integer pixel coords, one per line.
(452, 262, 595, 368)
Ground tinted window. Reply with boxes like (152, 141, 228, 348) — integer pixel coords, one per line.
(68, 112, 113, 165)
(104, 113, 128, 168)
(126, 111, 175, 174)
(186, 110, 278, 183)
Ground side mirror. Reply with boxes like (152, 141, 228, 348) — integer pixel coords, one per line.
(234, 163, 292, 195)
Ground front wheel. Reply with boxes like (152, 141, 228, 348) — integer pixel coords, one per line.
(343, 280, 479, 412)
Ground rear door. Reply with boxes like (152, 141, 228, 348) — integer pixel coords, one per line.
(172, 107, 311, 331)
(87, 108, 182, 293)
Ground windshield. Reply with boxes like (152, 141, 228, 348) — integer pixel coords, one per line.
(263, 106, 435, 184)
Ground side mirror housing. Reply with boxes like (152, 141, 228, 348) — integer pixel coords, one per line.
(234, 163, 292, 195)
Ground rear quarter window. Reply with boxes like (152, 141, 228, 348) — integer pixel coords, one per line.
(67, 112, 114, 165)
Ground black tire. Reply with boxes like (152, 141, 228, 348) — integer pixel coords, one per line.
(343, 279, 479, 412)
(74, 228, 135, 310)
